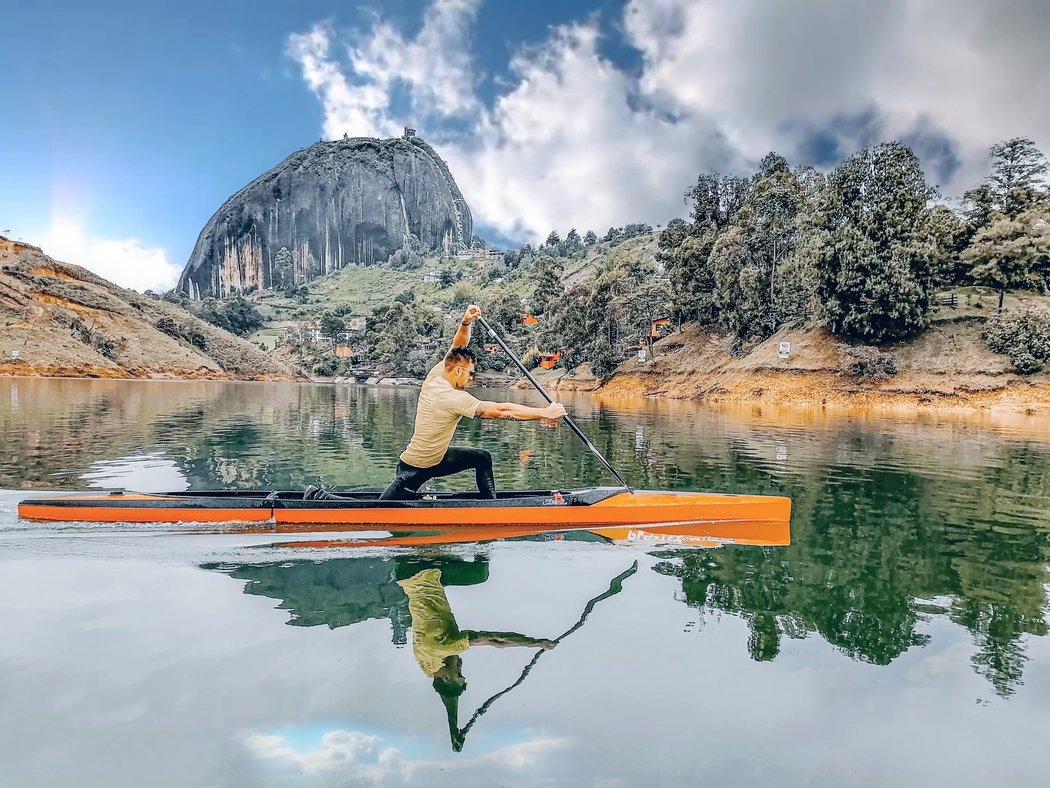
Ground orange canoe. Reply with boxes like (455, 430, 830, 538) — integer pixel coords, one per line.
(17, 487, 791, 528)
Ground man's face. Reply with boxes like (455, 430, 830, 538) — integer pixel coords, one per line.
(452, 362, 475, 388)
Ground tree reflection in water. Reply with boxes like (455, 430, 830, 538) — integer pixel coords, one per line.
(7, 378, 1049, 700)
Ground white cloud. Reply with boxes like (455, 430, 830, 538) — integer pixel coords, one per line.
(624, 0, 1050, 187)
(287, 0, 1050, 244)
(447, 21, 740, 242)
(42, 218, 181, 293)
(287, 25, 397, 141)
(245, 729, 388, 776)
(287, 0, 481, 141)
(243, 727, 569, 783)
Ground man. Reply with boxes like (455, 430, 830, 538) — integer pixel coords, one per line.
(396, 566, 556, 751)
(379, 304, 566, 500)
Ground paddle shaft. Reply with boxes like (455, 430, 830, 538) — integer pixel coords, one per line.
(457, 560, 638, 745)
(476, 316, 634, 492)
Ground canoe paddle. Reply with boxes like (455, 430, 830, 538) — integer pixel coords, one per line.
(477, 315, 634, 493)
(454, 560, 639, 750)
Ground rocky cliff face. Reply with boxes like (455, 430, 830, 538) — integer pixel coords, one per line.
(178, 134, 473, 299)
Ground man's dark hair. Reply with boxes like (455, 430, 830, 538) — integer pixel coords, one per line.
(444, 347, 476, 368)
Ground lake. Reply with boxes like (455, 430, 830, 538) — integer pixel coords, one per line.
(2, 378, 1048, 787)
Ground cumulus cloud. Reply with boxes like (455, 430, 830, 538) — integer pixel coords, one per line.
(625, 0, 1050, 188)
(287, 0, 481, 141)
(43, 218, 181, 292)
(287, 0, 1050, 244)
(245, 730, 391, 776)
(243, 727, 569, 783)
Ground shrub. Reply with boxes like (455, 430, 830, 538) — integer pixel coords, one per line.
(521, 347, 541, 370)
(589, 335, 617, 378)
(836, 344, 898, 380)
(66, 316, 125, 359)
(311, 356, 340, 377)
(404, 349, 434, 377)
(448, 281, 477, 308)
(983, 303, 1050, 374)
(155, 316, 207, 349)
(194, 297, 263, 336)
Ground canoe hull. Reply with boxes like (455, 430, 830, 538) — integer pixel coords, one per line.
(17, 488, 791, 527)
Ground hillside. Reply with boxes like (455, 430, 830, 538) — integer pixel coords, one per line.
(0, 236, 303, 380)
(245, 251, 533, 327)
(528, 318, 1050, 416)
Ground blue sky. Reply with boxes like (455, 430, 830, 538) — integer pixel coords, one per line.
(2, 0, 1048, 290)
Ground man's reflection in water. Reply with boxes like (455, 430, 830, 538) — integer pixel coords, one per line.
(396, 567, 556, 751)
(209, 549, 635, 753)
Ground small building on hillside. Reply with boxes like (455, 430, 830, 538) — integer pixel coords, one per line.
(455, 247, 505, 260)
(538, 350, 561, 370)
(650, 316, 672, 338)
(283, 323, 323, 344)
(342, 317, 367, 334)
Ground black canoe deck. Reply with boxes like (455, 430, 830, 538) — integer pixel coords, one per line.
(28, 487, 622, 511)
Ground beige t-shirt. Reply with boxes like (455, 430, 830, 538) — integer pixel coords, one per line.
(399, 362, 482, 468)
(396, 568, 470, 677)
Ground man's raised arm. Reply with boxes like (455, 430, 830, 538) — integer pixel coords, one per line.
(450, 304, 481, 351)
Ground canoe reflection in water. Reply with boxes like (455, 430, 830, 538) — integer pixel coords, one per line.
(205, 521, 786, 752)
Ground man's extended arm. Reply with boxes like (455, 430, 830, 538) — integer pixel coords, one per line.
(464, 630, 557, 649)
(450, 304, 480, 351)
(475, 401, 567, 421)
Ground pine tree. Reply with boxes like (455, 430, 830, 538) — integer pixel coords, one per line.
(685, 173, 751, 232)
(806, 142, 940, 343)
(735, 155, 805, 335)
(530, 254, 564, 315)
(962, 208, 1050, 311)
(273, 246, 294, 291)
(709, 226, 767, 337)
(987, 138, 1049, 218)
(319, 312, 345, 343)
(564, 228, 582, 255)
(589, 334, 616, 378)
(657, 221, 718, 324)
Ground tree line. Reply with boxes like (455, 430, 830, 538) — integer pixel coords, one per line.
(520, 137, 1050, 375)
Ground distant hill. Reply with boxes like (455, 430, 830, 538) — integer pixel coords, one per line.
(0, 236, 303, 380)
(178, 133, 474, 299)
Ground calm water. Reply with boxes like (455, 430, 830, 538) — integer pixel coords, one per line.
(2, 378, 1049, 787)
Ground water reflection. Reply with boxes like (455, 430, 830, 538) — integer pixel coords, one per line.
(5, 379, 1050, 709)
(652, 485, 1050, 697)
(206, 549, 636, 753)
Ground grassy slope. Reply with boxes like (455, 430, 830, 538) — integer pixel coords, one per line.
(253, 254, 536, 324)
